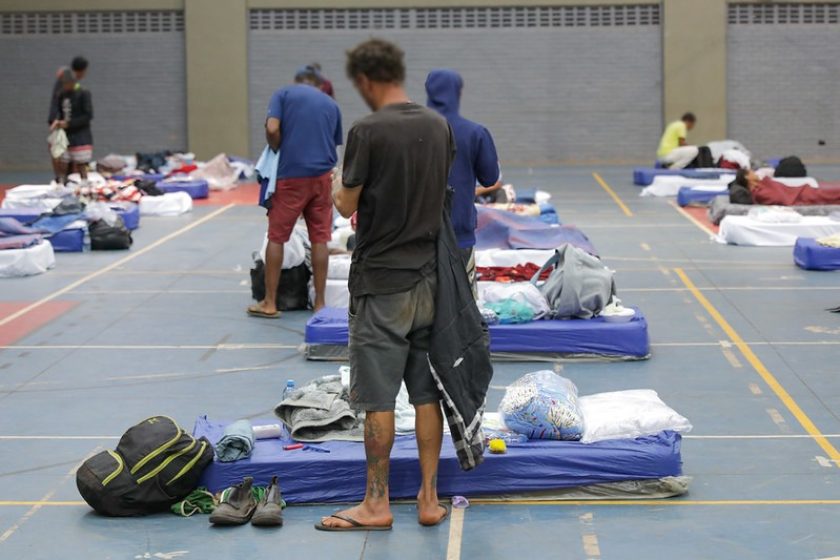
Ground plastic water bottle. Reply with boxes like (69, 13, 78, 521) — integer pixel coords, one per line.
(501, 433, 529, 445)
(282, 379, 296, 401)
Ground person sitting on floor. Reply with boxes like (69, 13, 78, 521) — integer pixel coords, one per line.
(657, 112, 698, 169)
(730, 169, 840, 206)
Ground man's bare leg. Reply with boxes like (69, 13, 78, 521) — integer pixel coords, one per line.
(254, 240, 283, 315)
(311, 242, 329, 312)
(320, 411, 395, 528)
(415, 402, 447, 525)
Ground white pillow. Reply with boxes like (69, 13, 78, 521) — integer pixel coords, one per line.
(579, 389, 691, 443)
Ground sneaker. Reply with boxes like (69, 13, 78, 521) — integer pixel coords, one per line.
(209, 477, 257, 526)
(251, 476, 284, 527)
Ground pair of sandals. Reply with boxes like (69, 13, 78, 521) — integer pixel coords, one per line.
(315, 503, 450, 532)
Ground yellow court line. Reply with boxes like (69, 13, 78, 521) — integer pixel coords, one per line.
(675, 267, 840, 463)
(592, 172, 633, 217)
(470, 499, 840, 507)
(0, 204, 235, 328)
(669, 200, 715, 235)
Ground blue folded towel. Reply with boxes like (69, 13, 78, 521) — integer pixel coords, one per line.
(214, 419, 255, 463)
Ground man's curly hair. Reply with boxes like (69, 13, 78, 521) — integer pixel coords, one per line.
(346, 38, 406, 83)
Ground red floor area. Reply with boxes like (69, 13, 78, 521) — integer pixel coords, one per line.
(0, 301, 78, 346)
(682, 205, 719, 234)
(195, 182, 260, 206)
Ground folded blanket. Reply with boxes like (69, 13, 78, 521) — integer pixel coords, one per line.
(214, 419, 255, 463)
(274, 375, 364, 442)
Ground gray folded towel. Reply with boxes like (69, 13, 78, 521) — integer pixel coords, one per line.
(214, 419, 255, 462)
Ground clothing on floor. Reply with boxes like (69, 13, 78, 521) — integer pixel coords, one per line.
(170, 488, 217, 517)
(426, 69, 500, 249)
(274, 375, 364, 442)
(657, 120, 688, 159)
(753, 177, 840, 206)
(214, 419, 255, 463)
(429, 193, 494, 471)
(343, 102, 454, 297)
(266, 84, 342, 180)
(659, 146, 699, 170)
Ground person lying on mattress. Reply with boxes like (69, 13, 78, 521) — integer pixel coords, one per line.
(730, 169, 840, 206)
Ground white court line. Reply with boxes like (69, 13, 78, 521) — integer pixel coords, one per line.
(0, 204, 235, 329)
(446, 507, 465, 560)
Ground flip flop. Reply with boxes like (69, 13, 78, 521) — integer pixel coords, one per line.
(247, 305, 281, 319)
(419, 503, 450, 527)
(314, 513, 393, 532)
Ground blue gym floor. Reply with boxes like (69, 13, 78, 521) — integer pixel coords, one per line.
(2, 165, 840, 559)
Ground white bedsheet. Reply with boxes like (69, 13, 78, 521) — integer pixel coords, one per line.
(641, 175, 820, 198)
(311, 278, 350, 309)
(716, 215, 840, 247)
(0, 240, 55, 278)
(1, 184, 65, 211)
(640, 176, 735, 198)
(474, 248, 555, 268)
(138, 192, 193, 216)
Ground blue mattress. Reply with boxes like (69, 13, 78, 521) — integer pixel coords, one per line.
(0, 208, 41, 225)
(156, 179, 209, 199)
(633, 168, 725, 186)
(677, 186, 727, 207)
(794, 237, 840, 271)
(193, 416, 682, 502)
(305, 307, 650, 358)
(113, 173, 165, 183)
(48, 227, 85, 252)
(111, 203, 140, 230)
(475, 206, 596, 254)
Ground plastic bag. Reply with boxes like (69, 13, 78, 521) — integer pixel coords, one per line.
(481, 282, 550, 320)
(85, 202, 120, 227)
(498, 371, 584, 440)
(578, 389, 692, 444)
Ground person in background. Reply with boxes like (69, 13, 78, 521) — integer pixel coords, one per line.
(51, 68, 94, 183)
(310, 62, 335, 98)
(48, 56, 89, 184)
(248, 66, 342, 319)
(318, 38, 454, 532)
(425, 69, 499, 294)
(730, 169, 840, 206)
(657, 112, 697, 169)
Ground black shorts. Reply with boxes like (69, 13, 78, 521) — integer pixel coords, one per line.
(348, 271, 440, 411)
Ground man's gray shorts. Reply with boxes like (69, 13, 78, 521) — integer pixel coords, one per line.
(348, 271, 440, 412)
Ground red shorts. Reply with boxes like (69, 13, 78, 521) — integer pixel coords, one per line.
(267, 172, 333, 244)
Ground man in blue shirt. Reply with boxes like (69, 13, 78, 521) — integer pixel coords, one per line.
(248, 67, 343, 319)
(425, 69, 499, 291)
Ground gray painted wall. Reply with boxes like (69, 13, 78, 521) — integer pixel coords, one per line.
(248, 26, 662, 163)
(0, 29, 186, 168)
(728, 24, 840, 161)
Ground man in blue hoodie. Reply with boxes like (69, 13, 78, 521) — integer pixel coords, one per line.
(425, 70, 499, 290)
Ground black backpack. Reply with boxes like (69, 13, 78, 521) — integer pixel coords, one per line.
(89, 215, 133, 250)
(687, 146, 715, 169)
(76, 416, 213, 517)
(249, 255, 311, 311)
(775, 156, 807, 178)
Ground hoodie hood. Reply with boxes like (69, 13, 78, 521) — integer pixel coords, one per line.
(425, 69, 462, 117)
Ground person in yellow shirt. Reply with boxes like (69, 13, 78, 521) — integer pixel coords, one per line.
(657, 112, 697, 169)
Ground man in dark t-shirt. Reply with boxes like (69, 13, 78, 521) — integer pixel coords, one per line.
(317, 39, 455, 533)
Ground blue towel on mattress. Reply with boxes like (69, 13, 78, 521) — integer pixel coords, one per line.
(31, 213, 84, 234)
(214, 419, 255, 463)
